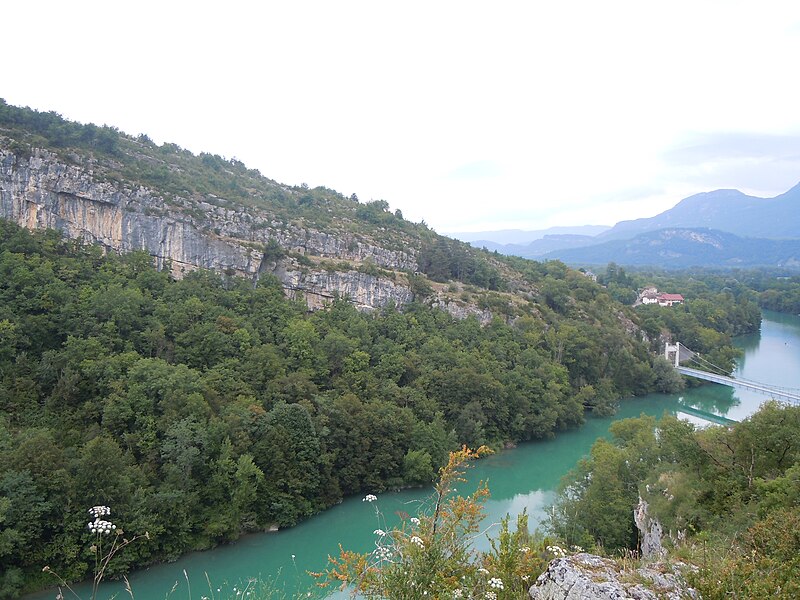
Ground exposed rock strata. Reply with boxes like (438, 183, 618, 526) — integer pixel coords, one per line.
(431, 299, 495, 325)
(277, 266, 414, 311)
(528, 553, 699, 600)
(0, 147, 418, 310)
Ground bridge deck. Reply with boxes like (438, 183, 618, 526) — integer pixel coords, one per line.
(676, 367, 800, 405)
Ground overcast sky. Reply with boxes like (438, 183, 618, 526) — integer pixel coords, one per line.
(5, 1, 800, 233)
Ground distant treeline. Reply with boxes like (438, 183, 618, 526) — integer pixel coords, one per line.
(594, 262, 800, 316)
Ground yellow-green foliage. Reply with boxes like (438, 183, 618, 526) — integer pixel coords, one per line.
(315, 447, 566, 599)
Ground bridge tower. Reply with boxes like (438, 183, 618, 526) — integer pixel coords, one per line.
(664, 342, 680, 367)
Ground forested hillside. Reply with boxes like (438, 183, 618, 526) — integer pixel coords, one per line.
(0, 98, 513, 312)
(0, 222, 674, 598)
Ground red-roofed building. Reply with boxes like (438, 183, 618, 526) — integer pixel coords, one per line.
(657, 293, 684, 307)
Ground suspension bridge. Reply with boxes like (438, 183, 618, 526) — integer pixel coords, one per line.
(665, 342, 800, 405)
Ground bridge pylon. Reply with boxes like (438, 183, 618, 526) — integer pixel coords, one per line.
(665, 342, 680, 367)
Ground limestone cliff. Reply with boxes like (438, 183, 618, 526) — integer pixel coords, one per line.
(0, 147, 417, 310)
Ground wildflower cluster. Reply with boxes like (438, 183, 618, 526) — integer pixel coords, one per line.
(46, 506, 149, 600)
(363, 494, 378, 502)
(373, 546, 393, 561)
(88, 506, 111, 518)
(87, 506, 117, 535)
(546, 545, 566, 558)
(488, 577, 504, 590)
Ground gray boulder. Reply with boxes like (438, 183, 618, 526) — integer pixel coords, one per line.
(528, 553, 699, 600)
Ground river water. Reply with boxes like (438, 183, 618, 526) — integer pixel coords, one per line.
(29, 310, 800, 600)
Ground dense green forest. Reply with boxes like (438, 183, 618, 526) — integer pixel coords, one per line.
(0, 221, 686, 598)
(548, 402, 800, 598)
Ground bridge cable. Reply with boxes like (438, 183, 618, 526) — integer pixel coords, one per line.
(684, 353, 729, 376)
(679, 344, 730, 375)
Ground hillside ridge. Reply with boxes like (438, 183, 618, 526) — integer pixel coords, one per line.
(0, 99, 534, 320)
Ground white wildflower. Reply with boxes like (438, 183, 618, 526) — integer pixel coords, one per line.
(410, 535, 424, 548)
(453, 589, 463, 598)
(519, 546, 530, 553)
(485, 592, 496, 600)
(478, 567, 489, 575)
(88, 518, 115, 535)
(571, 545, 584, 553)
(363, 494, 378, 502)
(410, 517, 420, 525)
(88, 506, 111, 518)
(488, 577, 504, 590)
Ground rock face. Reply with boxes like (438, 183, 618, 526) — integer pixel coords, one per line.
(634, 496, 666, 560)
(0, 147, 418, 310)
(528, 553, 699, 600)
(431, 299, 495, 325)
(277, 266, 414, 312)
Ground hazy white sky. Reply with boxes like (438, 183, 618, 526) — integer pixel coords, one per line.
(5, 1, 800, 233)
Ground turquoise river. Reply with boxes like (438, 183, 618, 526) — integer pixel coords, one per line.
(28, 310, 800, 599)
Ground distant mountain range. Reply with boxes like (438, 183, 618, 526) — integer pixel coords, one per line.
(469, 234, 599, 259)
(456, 184, 800, 268)
(445, 225, 610, 245)
(596, 183, 800, 241)
(545, 228, 800, 268)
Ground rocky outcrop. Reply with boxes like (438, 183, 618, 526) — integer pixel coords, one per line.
(528, 553, 699, 600)
(634, 496, 666, 560)
(431, 299, 495, 325)
(277, 266, 414, 311)
(0, 147, 417, 310)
